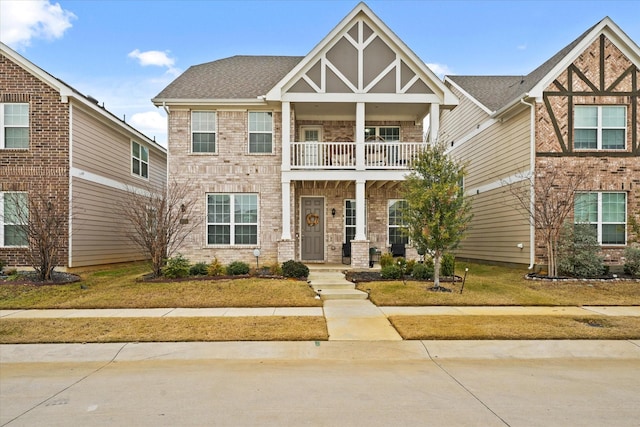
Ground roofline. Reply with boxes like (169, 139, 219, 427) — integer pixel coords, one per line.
(265, 2, 458, 106)
(444, 76, 493, 115)
(152, 98, 269, 107)
(1, 42, 165, 154)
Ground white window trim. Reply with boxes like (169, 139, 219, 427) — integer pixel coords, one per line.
(248, 111, 274, 154)
(575, 191, 627, 246)
(131, 140, 149, 179)
(574, 105, 627, 150)
(0, 103, 29, 149)
(0, 192, 29, 247)
(388, 199, 409, 245)
(206, 193, 259, 247)
(364, 126, 400, 142)
(191, 111, 217, 154)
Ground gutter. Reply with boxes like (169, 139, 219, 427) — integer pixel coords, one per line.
(520, 94, 536, 270)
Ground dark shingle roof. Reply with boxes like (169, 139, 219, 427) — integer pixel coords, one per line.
(447, 20, 598, 112)
(154, 55, 303, 101)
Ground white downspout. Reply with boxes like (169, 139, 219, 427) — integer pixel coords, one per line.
(520, 95, 536, 270)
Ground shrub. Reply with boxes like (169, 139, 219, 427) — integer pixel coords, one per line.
(380, 252, 394, 268)
(405, 259, 416, 275)
(268, 261, 283, 276)
(0, 259, 5, 273)
(411, 262, 434, 280)
(282, 260, 309, 279)
(381, 264, 403, 279)
(557, 223, 605, 278)
(189, 262, 208, 276)
(441, 253, 455, 277)
(623, 246, 640, 276)
(162, 254, 191, 278)
(207, 258, 225, 276)
(226, 261, 250, 276)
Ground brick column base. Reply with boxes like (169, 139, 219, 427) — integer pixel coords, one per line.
(350, 240, 370, 269)
(277, 240, 295, 263)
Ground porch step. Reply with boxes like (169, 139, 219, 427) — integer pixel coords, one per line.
(316, 289, 369, 300)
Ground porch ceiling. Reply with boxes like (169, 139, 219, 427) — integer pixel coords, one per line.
(295, 179, 404, 191)
(294, 102, 429, 122)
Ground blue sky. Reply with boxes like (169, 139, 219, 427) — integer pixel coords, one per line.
(2, 0, 639, 146)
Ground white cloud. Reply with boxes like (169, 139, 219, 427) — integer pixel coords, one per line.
(426, 63, 452, 79)
(0, 0, 76, 49)
(128, 49, 180, 76)
(517, 44, 527, 50)
(129, 111, 167, 145)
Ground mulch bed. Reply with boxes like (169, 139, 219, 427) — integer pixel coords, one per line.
(0, 271, 81, 286)
(345, 270, 462, 283)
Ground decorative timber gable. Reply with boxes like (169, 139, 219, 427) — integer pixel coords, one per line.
(539, 34, 640, 157)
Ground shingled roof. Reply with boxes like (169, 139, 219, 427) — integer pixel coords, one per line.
(153, 55, 303, 101)
(447, 20, 598, 112)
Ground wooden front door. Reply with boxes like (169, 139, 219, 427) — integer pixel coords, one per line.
(301, 197, 324, 261)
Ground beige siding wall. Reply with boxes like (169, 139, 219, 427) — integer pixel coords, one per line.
(440, 83, 490, 144)
(70, 105, 167, 267)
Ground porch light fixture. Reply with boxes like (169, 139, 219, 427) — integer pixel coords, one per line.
(331, 208, 336, 217)
(253, 248, 261, 269)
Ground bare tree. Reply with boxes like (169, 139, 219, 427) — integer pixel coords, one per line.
(6, 190, 67, 281)
(118, 180, 197, 277)
(505, 162, 592, 277)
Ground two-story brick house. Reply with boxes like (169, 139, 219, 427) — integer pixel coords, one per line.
(441, 17, 639, 269)
(0, 42, 167, 269)
(153, 2, 458, 268)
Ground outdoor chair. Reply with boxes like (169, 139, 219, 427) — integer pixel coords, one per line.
(390, 243, 406, 258)
(342, 243, 351, 264)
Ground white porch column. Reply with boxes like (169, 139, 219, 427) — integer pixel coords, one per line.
(355, 102, 365, 170)
(281, 101, 291, 171)
(355, 179, 366, 240)
(281, 179, 292, 240)
(429, 103, 440, 143)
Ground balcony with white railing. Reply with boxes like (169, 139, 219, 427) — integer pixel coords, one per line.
(290, 141, 426, 170)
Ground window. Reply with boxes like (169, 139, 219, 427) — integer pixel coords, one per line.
(249, 112, 273, 153)
(192, 111, 216, 153)
(575, 192, 626, 245)
(1, 103, 29, 149)
(574, 106, 626, 150)
(344, 200, 367, 243)
(365, 126, 400, 141)
(388, 199, 409, 245)
(131, 141, 149, 178)
(207, 194, 258, 245)
(0, 192, 28, 247)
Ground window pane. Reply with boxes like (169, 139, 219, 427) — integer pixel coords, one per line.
(574, 193, 597, 223)
(379, 127, 400, 141)
(389, 200, 407, 226)
(602, 129, 624, 149)
(602, 224, 625, 245)
(235, 225, 257, 244)
(345, 227, 356, 243)
(574, 129, 597, 149)
(574, 106, 597, 127)
(132, 159, 140, 175)
(193, 133, 216, 153)
(249, 133, 272, 153)
(345, 200, 356, 226)
(132, 142, 140, 158)
(389, 228, 409, 245)
(4, 104, 29, 126)
(192, 111, 216, 132)
(5, 128, 28, 148)
(602, 106, 625, 127)
(208, 225, 230, 245)
(602, 193, 625, 223)
(249, 112, 272, 132)
(234, 195, 257, 223)
(4, 225, 28, 246)
(140, 146, 148, 162)
(141, 162, 148, 179)
(207, 195, 230, 223)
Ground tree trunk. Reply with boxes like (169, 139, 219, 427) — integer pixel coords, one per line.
(433, 250, 442, 289)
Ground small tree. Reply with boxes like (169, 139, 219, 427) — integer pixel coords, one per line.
(505, 163, 592, 277)
(557, 223, 605, 278)
(119, 180, 197, 277)
(5, 190, 67, 281)
(402, 142, 473, 289)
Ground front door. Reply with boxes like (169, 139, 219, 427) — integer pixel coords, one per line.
(301, 197, 324, 261)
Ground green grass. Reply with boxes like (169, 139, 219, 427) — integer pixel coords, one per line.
(357, 262, 640, 306)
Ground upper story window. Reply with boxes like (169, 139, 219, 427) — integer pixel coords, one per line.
(0, 192, 28, 247)
(574, 106, 626, 150)
(575, 192, 626, 245)
(1, 103, 29, 149)
(365, 126, 400, 142)
(192, 111, 216, 153)
(131, 141, 149, 179)
(388, 199, 409, 245)
(248, 111, 273, 153)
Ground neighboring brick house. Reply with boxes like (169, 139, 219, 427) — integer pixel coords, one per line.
(0, 42, 167, 269)
(441, 17, 639, 269)
(153, 3, 458, 268)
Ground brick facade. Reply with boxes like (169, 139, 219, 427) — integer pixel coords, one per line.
(534, 35, 640, 266)
(0, 53, 70, 267)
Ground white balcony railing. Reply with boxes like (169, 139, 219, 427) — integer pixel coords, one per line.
(290, 141, 426, 169)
